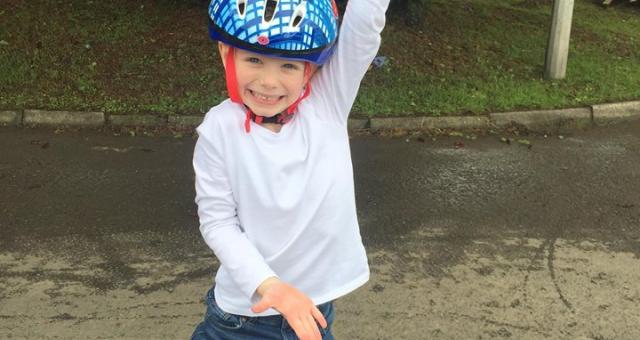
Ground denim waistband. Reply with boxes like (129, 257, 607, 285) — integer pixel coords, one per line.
(207, 286, 333, 327)
(248, 301, 333, 327)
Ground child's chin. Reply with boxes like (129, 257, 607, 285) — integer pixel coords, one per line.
(254, 112, 279, 118)
(247, 106, 283, 118)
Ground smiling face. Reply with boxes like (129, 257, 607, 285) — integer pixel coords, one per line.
(218, 43, 313, 117)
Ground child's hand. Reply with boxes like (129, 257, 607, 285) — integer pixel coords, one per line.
(252, 277, 327, 340)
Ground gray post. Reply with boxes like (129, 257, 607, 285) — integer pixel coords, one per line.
(544, 0, 575, 80)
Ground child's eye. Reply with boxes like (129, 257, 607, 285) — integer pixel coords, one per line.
(282, 63, 299, 70)
(247, 57, 262, 64)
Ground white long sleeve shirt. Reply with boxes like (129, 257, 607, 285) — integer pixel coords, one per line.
(193, 0, 390, 316)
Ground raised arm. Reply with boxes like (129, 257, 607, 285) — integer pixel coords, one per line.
(312, 0, 391, 125)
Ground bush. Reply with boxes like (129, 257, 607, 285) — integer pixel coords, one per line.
(388, 0, 431, 26)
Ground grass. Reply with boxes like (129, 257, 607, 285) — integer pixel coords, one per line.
(0, 0, 639, 117)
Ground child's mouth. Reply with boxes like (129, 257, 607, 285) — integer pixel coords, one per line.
(249, 90, 284, 105)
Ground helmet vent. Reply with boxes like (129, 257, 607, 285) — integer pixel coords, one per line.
(264, 0, 278, 22)
(290, 1, 306, 28)
(237, 0, 247, 18)
(292, 14, 302, 27)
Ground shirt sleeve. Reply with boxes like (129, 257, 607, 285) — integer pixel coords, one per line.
(311, 0, 391, 125)
(193, 124, 277, 300)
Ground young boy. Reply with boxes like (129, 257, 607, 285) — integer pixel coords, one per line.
(191, 0, 389, 338)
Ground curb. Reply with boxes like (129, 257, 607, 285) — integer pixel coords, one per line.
(348, 118, 368, 130)
(3, 101, 640, 133)
(168, 115, 204, 128)
(592, 101, 640, 126)
(370, 116, 490, 131)
(489, 108, 592, 132)
(108, 114, 166, 127)
(23, 110, 104, 127)
(0, 110, 22, 126)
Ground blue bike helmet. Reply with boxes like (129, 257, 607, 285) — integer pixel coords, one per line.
(208, 0, 340, 65)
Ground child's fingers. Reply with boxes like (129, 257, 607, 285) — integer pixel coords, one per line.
(307, 314, 323, 339)
(290, 315, 322, 340)
(288, 317, 306, 339)
(250, 297, 271, 314)
(311, 306, 328, 329)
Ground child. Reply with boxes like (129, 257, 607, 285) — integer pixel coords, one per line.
(191, 0, 389, 338)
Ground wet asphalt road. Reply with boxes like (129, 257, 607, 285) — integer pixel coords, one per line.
(1, 122, 639, 339)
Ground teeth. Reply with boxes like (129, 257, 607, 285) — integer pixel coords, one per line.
(252, 91, 279, 102)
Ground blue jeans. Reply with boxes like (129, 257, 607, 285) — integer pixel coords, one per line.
(191, 287, 335, 340)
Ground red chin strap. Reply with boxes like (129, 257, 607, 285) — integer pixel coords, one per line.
(287, 64, 312, 115)
(223, 46, 312, 133)
(224, 47, 243, 104)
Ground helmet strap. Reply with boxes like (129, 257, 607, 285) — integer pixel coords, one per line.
(223, 47, 253, 132)
(286, 63, 312, 115)
(224, 47, 242, 103)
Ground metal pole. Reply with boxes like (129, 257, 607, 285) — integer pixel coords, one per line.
(544, 0, 575, 80)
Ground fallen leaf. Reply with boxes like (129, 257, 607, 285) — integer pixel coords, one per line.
(91, 146, 132, 153)
(500, 137, 512, 145)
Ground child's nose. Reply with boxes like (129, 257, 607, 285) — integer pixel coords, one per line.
(260, 77, 276, 89)
(258, 68, 279, 88)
